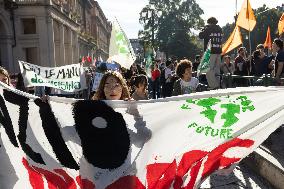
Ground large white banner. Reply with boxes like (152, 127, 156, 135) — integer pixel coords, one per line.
(0, 84, 284, 189)
(19, 61, 87, 92)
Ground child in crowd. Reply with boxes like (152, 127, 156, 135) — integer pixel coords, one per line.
(172, 59, 199, 96)
(131, 74, 148, 100)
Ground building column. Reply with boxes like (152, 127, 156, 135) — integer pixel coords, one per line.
(0, 36, 13, 72)
(11, 14, 21, 73)
(69, 29, 73, 64)
(38, 16, 48, 67)
(72, 30, 79, 64)
(46, 16, 55, 67)
(59, 23, 65, 66)
(6, 39, 14, 72)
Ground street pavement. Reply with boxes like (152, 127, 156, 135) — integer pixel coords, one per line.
(263, 126, 284, 159)
(200, 162, 275, 189)
(199, 126, 284, 189)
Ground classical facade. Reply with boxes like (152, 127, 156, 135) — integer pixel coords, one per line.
(77, 0, 96, 66)
(0, 0, 105, 73)
(91, 1, 111, 62)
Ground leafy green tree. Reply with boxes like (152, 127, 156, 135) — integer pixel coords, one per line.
(139, 0, 204, 60)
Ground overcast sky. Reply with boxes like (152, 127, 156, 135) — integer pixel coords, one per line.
(97, 0, 283, 39)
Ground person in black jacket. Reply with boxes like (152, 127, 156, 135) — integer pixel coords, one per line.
(199, 17, 223, 90)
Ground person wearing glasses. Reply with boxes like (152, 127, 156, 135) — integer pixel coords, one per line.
(92, 71, 131, 100)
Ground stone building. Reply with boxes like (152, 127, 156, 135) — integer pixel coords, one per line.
(0, 0, 110, 73)
(91, 1, 111, 62)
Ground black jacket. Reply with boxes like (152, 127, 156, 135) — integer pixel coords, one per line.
(199, 24, 223, 54)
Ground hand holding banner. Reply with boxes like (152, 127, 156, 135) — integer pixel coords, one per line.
(1, 83, 284, 188)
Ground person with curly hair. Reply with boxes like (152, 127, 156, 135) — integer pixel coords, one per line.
(172, 59, 199, 96)
(92, 71, 131, 100)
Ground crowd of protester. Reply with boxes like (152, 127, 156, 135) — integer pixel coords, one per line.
(88, 35, 283, 101)
(0, 36, 283, 101)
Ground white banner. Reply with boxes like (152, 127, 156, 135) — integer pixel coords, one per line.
(19, 61, 87, 92)
(0, 84, 284, 189)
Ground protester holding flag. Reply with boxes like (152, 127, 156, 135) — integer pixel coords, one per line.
(92, 71, 130, 100)
(172, 59, 199, 96)
(199, 17, 223, 90)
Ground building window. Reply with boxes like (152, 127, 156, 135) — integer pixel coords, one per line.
(22, 18, 36, 34)
(24, 47, 38, 65)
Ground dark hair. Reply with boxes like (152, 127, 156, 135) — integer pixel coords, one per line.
(195, 55, 201, 60)
(175, 59, 192, 78)
(97, 63, 107, 72)
(131, 74, 148, 88)
(274, 38, 283, 50)
(238, 47, 246, 53)
(165, 59, 172, 67)
(256, 44, 264, 50)
(207, 17, 218, 25)
(10, 73, 26, 91)
(253, 50, 261, 60)
(224, 55, 231, 60)
(92, 71, 130, 100)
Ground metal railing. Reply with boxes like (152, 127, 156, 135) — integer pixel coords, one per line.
(192, 71, 284, 90)
(220, 74, 283, 88)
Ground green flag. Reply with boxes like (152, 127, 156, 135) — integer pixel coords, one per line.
(145, 55, 152, 78)
(197, 40, 211, 77)
(108, 19, 136, 69)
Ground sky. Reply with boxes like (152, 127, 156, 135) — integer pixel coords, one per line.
(97, 0, 283, 39)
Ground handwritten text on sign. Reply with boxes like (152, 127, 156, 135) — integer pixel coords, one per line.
(19, 61, 87, 92)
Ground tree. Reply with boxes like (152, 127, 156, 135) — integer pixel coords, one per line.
(139, 0, 204, 60)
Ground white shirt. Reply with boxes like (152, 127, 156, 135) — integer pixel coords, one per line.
(180, 77, 199, 94)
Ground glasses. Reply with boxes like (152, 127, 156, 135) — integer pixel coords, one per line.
(104, 83, 122, 91)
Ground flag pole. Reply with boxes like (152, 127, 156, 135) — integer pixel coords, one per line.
(235, 0, 238, 21)
(247, 0, 252, 75)
(235, 0, 239, 56)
